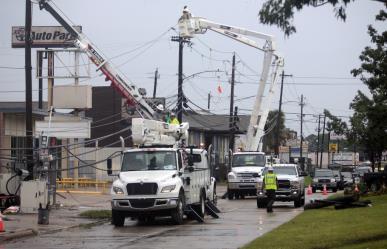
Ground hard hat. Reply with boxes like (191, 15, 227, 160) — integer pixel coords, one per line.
(267, 166, 274, 172)
(156, 104, 164, 111)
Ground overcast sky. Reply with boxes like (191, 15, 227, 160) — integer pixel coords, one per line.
(0, 0, 385, 136)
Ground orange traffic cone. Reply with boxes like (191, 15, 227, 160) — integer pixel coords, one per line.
(0, 216, 5, 232)
(322, 184, 328, 195)
(307, 184, 313, 195)
(354, 184, 359, 193)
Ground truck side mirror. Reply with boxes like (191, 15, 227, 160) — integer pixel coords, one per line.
(107, 158, 112, 175)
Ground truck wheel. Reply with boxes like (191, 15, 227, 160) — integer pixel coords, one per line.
(227, 190, 234, 200)
(171, 192, 185, 225)
(312, 187, 316, 193)
(193, 191, 206, 218)
(294, 197, 302, 208)
(112, 210, 125, 227)
(257, 200, 267, 208)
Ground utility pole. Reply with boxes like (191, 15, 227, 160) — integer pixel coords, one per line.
(299, 94, 305, 171)
(316, 114, 321, 168)
(207, 92, 211, 110)
(275, 71, 292, 156)
(320, 114, 326, 168)
(229, 53, 236, 152)
(152, 68, 159, 98)
(25, 0, 33, 179)
(171, 36, 190, 123)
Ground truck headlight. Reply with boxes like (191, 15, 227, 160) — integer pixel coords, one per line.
(228, 173, 236, 180)
(313, 179, 318, 183)
(256, 182, 263, 189)
(161, 185, 176, 193)
(331, 178, 336, 182)
(113, 186, 124, 195)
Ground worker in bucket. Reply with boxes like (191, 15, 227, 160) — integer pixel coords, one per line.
(169, 112, 180, 125)
(263, 166, 278, 213)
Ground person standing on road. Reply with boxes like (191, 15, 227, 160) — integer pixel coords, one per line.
(264, 167, 278, 213)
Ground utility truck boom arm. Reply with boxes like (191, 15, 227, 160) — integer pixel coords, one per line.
(38, 0, 155, 119)
(178, 7, 284, 151)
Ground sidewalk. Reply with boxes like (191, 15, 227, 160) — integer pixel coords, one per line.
(0, 191, 111, 242)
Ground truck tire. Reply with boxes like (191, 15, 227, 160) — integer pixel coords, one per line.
(227, 190, 234, 200)
(171, 192, 185, 225)
(312, 187, 316, 193)
(294, 197, 302, 208)
(257, 199, 267, 208)
(193, 191, 206, 218)
(112, 210, 125, 227)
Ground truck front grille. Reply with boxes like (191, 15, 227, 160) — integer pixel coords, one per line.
(278, 180, 290, 189)
(126, 183, 158, 195)
(129, 199, 155, 208)
(237, 173, 254, 178)
(318, 179, 330, 183)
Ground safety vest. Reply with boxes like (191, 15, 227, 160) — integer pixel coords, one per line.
(264, 173, 277, 190)
(170, 118, 180, 125)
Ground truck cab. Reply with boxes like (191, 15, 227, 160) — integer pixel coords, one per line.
(110, 147, 216, 226)
(256, 164, 306, 208)
(227, 152, 266, 199)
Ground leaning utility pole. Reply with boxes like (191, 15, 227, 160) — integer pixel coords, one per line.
(25, 0, 34, 179)
(275, 71, 292, 156)
(320, 114, 326, 168)
(229, 53, 236, 152)
(299, 94, 305, 171)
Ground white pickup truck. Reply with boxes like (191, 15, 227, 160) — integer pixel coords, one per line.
(110, 147, 217, 226)
(227, 152, 266, 199)
(256, 164, 306, 208)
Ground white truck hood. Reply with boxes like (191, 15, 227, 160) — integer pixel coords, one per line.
(232, 167, 264, 174)
(257, 174, 298, 182)
(119, 170, 176, 183)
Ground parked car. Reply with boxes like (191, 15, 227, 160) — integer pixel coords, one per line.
(332, 170, 344, 190)
(353, 166, 372, 184)
(312, 169, 338, 193)
(341, 171, 354, 187)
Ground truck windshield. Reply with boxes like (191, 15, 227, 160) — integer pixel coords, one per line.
(263, 166, 296, 175)
(121, 151, 177, 171)
(232, 154, 265, 167)
(315, 170, 334, 177)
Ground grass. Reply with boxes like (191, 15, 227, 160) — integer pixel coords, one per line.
(243, 194, 387, 249)
(79, 210, 111, 219)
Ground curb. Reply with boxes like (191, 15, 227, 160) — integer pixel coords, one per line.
(0, 228, 38, 242)
(0, 219, 108, 242)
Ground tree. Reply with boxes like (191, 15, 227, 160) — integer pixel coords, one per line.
(348, 10, 387, 171)
(262, 110, 286, 153)
(258, 0, 387, 36)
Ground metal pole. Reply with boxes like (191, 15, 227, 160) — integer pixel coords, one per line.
(320, 115, 326, 168)
(275, 71, 291, 155)
(229, 53, 236, 152)
(316, 114, 321, 167)
(208, 92, 211, 110)
(25, 0, 34, 179)
(299, 94, 305, 171)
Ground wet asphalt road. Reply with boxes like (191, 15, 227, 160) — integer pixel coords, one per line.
(2, 187, 329, 249)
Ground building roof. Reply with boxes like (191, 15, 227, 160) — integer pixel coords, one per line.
(183, 113, 250, 133)
(0, 102, 48, 116)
